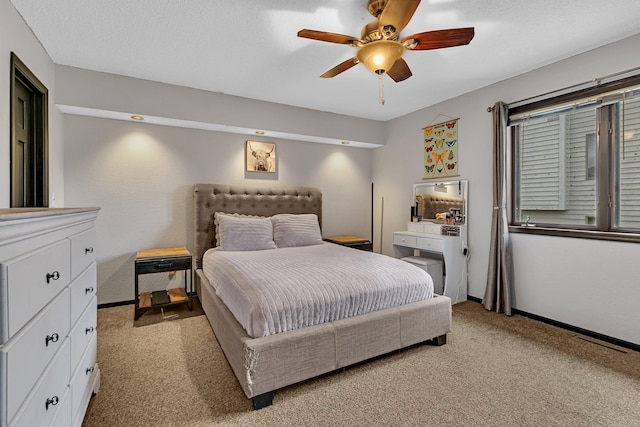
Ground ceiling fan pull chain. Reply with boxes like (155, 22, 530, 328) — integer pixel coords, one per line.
(379, 74, 385, 105)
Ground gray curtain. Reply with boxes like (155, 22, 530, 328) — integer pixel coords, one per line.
(483, 101, 513, 315)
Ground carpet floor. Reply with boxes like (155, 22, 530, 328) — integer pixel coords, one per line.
(82, 300, 640, 427)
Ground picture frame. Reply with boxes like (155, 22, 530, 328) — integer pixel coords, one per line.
(245, 141, 276, 173)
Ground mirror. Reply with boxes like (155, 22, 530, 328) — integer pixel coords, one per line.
(413, 180, 468, 224)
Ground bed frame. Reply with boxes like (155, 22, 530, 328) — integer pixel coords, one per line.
(193, 183, 452, 409)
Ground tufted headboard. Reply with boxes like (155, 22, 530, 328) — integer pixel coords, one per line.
(193, 183, 323, 268)
(416, 193, 464, 220)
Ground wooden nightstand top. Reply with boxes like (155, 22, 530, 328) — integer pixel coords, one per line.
(325, 235, 370, 244)
(136, 247, 191, 260)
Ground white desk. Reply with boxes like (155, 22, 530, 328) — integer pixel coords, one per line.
(393, 226, 468, 304)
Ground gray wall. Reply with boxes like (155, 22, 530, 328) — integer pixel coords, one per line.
(63, 115, 372, 304)
(3, 0, 639, 345)
(0, 0, 64, 207)
(373, 34, 640, 346)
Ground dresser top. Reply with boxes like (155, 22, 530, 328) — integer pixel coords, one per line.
(0, 207, 100, 222)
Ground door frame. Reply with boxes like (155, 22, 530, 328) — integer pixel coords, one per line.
(10, 52, 49, 207)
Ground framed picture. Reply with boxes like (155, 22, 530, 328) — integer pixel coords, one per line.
(246, 141, 276, 173)
(423, 118, 459, 179)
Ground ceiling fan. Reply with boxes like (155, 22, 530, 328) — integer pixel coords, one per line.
(297, 0, 474, 83)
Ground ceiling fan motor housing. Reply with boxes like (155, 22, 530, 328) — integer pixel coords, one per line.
(367, 0, 388, 17)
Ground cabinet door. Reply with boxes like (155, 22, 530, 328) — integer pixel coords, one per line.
(69, 262, 97, 327)
(70, 229, 96, 279)
(70, 334, 97, 419)
(69, 298, 97, 370)
(2, 239, 70, 342)
(2, 289, 70, 424)
(8, 339, 70, 427)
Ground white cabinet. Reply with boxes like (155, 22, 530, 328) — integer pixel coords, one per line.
(0, 208, 100, 427)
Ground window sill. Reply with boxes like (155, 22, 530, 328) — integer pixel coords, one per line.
(509, 225, 640, 243)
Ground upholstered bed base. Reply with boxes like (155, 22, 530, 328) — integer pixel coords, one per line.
(192, 183, 452, 409)
(195, 270, 451, 408)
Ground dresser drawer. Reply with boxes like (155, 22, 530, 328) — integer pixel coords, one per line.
(393, 234, 417, 248)
(70, 262, 97, 326)
(1, 288, 70, 424)
(70, 334, 97, 419)
(2, 239, 71, 342)
(8, 339, 70, 427)
(70, 229, 96, 279)
(70, 298, 97, 370)
(417, 236, 444, 252)
(49, 391, 71, 427)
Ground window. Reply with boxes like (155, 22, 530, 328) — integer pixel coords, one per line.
(508, 74, 640, 240)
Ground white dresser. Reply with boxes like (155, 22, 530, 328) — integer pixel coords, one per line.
(0, 208, 100, 427)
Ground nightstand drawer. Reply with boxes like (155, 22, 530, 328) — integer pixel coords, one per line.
(135, 256, 192, 274)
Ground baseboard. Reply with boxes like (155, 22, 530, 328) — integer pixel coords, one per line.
(97, 300, 134, 309)
(465, 296, 639, 352)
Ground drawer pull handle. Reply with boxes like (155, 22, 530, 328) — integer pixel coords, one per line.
(45, 333, 59, 346)
(86, 367, 94, 375)
(156, 262, 174, 268)
(85, 247, 94, 254)
(46, 271, 60, 283)
(86, 326, 95, 334)
(45, 396, 59, 410)
(85, 286, 94, 294)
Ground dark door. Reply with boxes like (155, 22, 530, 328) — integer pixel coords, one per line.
(12, 76, 35, 207)
(11, 53, 48, 208)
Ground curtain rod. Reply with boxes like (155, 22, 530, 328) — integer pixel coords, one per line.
(486, 65, 640, 112)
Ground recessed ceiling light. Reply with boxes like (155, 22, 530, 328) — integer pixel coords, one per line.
(341, 141, 350, 145)
(255, 130, 265, 135)
(131, 115, 144, 121)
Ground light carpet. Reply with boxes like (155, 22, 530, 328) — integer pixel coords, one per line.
(82, 300, 640, 426)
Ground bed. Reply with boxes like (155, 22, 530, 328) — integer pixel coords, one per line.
(193, 183, 452, 409)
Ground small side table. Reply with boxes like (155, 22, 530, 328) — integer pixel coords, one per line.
(134, 247, 192, 320)
(325, 235, 373, 252)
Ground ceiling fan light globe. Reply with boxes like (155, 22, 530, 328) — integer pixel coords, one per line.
(356, 40, 404, 75)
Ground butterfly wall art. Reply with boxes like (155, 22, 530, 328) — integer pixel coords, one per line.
(423, 118, 459, 179)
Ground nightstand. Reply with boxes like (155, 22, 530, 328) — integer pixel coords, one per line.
(325, 235, 373, 252)
(134, 247, 192, 320)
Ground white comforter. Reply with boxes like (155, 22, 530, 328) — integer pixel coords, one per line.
(202, 243, 434, 338)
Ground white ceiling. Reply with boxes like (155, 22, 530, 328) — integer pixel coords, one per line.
(10, 0, 640, 122)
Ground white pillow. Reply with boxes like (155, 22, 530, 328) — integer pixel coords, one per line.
(217, 215, 277, 251)
(272, 214, 323, 248)
(214, 212, 264, 247)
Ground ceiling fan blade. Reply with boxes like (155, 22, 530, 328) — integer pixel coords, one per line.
(378, 0, 421, 37)
(386, 58, 412, 82)
(320, 57, 359, 78)
(298, 29, 360, 45)
(402, 27, 475, 51)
